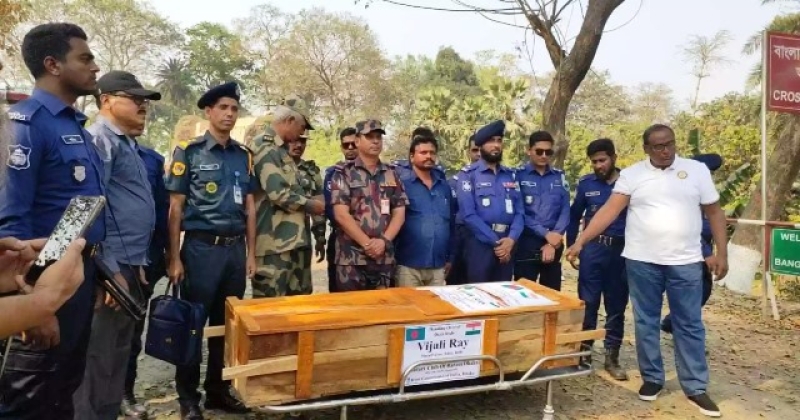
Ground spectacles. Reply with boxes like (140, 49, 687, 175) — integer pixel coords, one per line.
(110, 93, 149, 107)
(648, 141, 675, 152)
(534, 148, 554, 157)
(341, 142, 356, 150)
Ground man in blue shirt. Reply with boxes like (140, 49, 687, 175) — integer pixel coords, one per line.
(122, 144, 169, 419)
(514, 131, 570, 291)
(566, 138, 629, 381)
(445, 135, 480, 286)
(323, 127, 358, 292)
(661, 153, 723, 334)
(394, 128, 454, 286)
(0, 23, 104, 420)
(72, 71, 161, 419)
(456, 120, 523, 283)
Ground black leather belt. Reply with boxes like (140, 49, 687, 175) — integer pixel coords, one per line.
(186, 230, 244, 246)
(593, 234, 624, 247)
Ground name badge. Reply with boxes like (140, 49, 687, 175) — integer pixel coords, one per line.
(62, 135, 84, 145)
(381, 199, 390, 215)
(199, 163, 220, 171)
(481, 197, 491, 207)
(505, 198, 513, 214)
(233, 171, 243, 204)
(586, 191, 601, 197)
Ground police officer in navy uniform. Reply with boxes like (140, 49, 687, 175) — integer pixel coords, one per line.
(323, 127, 358, 292)
(0, 23, 105, 420)
(455, 120, 523, 283)
(446, 134, 481, 285)
(514, 131, 570, 291)
(566, 138, 629, 381)
(165, 82, 256, 419)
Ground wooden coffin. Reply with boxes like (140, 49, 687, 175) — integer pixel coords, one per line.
(222, 279, 604, 407)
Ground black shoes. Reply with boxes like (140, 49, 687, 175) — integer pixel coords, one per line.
(204, 387, 250, 414)
(638, 381, 663, 401)
(688, 393, 722, 417)
(180, 404, 204, 420)
(121, 393, 148, 419)
(603, 347, 629, 381)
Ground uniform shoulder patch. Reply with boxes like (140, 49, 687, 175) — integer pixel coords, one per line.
(6, 144, 31, 170)
(171, 161, 186, 176)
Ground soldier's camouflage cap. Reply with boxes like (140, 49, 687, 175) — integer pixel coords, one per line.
(355, 119, 386, 135)
(299, 129, 310, 139)
(281, 94, 314, 130)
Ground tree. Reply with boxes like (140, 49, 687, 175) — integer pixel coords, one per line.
(360, 0, 627, 167)
(431, 47, 481, 98)
(682, 30, 732, 113)
(0, 0, 30, 55)
(184, 22, 253, 90)
(155, 57, 196, 111)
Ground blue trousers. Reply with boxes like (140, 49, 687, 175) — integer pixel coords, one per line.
(0, 254, 96, 420)
(627, 260, 709, 396)
(577, 241, 628, 349)
(462, 233, 513, 283)
(175, 235, 246, 406)
(513, 230, 562, 290)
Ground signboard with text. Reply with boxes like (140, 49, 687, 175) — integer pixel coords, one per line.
(401, 320, 484, 386)
(767, 31, 800, 114)
(770, 228, 800, 276)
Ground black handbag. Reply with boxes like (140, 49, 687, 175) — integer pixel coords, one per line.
(145, 283, 205, 366)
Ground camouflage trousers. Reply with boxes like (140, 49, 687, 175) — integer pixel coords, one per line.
(252, 248, 313, 298)
(335, 263, 394, 292)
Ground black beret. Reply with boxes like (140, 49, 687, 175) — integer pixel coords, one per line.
(197, 81, 240, 109)
(474, 120, 505, 146)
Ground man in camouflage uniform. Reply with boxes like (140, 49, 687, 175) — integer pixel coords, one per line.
(330, 120, 409, 291)
(252, 96, 325, 297)
(295, 130, 327, 263)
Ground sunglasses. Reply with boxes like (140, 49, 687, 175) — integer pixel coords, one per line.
(110, 93, 149, 107)
(534, 148, 554, 157)
(648, 141, 675, 152)
(341, 142, 356, 150)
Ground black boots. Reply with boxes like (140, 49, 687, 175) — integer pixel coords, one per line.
(604, 347, 629, 381)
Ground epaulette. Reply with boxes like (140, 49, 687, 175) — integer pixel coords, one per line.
(7, 100, 40, 124)
(461, 163, 476, 173)
(233, 140, 253, 155)
(579, 173, 594, 182)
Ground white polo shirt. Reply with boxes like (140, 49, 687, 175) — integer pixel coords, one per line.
(613, 156, 719, 265)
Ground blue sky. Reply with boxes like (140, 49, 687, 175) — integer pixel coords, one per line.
(152, 0, 788, 109)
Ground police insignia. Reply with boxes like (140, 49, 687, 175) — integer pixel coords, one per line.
(73, 165, 86, 182)
(677, 170, 688, 179)
(61, 135, 84, 145)
(171, 162, 186, 176)
(206, 181, 218, 194)
(6, 145, 31, 170)
(462, 180, 472, 192)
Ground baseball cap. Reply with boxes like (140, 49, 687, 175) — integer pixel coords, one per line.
(97, 71, 161, 100)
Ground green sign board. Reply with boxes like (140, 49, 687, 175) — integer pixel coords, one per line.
(770, 228, 800, 276)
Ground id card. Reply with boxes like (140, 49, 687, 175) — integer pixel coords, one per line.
(505, 198, 514, 214)
(381, 199, 390, 215)
(233, 184, 243, 205)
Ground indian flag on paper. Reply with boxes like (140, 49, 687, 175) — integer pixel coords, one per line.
(465, 321, 482, 336)
(406, 327, 426, 341)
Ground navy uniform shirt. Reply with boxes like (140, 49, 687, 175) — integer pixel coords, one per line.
(516, 163, 570, 238)
(449, 165, 471, 225)
(90, 116, 155, 273)
(566, 173, 626, 246)
(0, 89, 105, 243)
(164, 132, 255, 235)
(138, 146, 169, 254)
(455, 160, 523, 246)
(394, 160, 454, 269)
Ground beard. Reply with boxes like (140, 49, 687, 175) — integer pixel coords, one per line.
(480, 148, 502, 164)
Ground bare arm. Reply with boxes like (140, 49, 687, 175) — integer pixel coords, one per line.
(334, 204, 371, 247)
(702, 202, 728, 258)
(574, 193, 630, 246)
(0, 294, 56, 339)
(382, 206, 405, 241)
(168, 194, 186, 262)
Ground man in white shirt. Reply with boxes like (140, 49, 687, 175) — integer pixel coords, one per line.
(565, 124, 728, 418)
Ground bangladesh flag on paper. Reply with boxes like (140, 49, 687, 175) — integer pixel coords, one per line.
(465, 321, 482, 336)
(406, 327, 426, 341)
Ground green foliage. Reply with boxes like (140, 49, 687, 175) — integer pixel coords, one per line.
(185, 22, 253, 90)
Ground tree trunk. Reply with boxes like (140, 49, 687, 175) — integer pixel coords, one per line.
(732, 115, 800, 250)
(533, 0, 625, 167)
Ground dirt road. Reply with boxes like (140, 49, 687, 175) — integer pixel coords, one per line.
(134, 263, 800, 419)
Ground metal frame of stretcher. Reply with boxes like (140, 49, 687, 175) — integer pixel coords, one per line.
(253, 350, 593, 420)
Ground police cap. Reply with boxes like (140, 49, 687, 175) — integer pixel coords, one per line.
(355, 119, 386, 135)
(692, 153, 723, 172)
(197, 81, 240, 109)
(474, 120, 505, 147)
